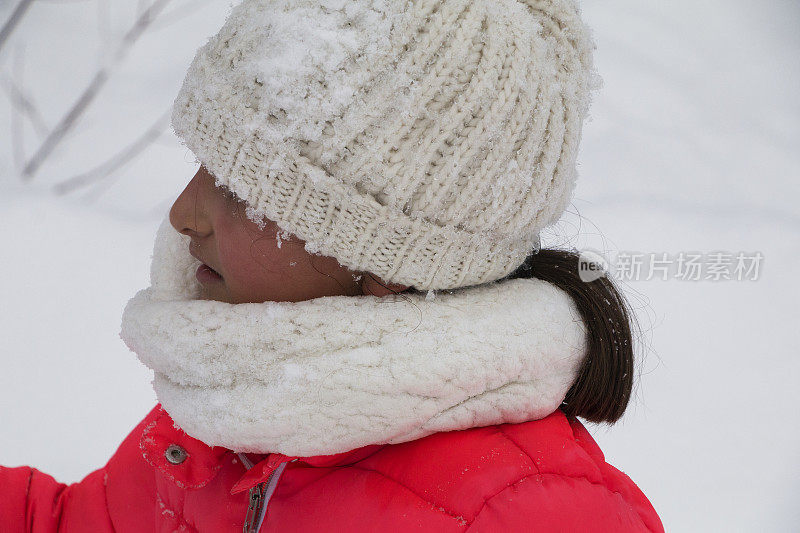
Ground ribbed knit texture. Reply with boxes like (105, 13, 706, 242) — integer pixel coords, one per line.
(170, 0, 600, 290)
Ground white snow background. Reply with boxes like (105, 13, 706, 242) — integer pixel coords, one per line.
(1, 1, 798, 531)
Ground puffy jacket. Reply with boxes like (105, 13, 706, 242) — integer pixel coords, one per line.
(0, 404, 662, 532)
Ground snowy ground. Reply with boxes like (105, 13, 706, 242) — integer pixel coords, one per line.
(1, 1, 798, 531)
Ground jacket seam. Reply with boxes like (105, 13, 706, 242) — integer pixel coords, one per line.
(155, 492, 199, 532)
(495, 427, 538, 469)
(101, 469, 118, 533)
(498, 422, 653, 532)
(24, 468, 33, 530)
(347, 465, 468, 524)
(465, 472, 652, 532)
(54, 475, 70, 532)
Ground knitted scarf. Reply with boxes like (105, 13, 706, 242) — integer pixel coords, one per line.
(119, 216, 587, 456)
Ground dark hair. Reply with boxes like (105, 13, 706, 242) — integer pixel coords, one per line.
(501, 248, 636, 424)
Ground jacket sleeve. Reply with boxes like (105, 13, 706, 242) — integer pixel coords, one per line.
(465, 473, 664, 533)
(0, 465, 115, 532)
(0, 405, 161, 533)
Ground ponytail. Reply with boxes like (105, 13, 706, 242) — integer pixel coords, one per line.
(503, 249, 636, 423)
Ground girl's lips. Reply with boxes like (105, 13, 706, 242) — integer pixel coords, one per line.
(196, 263, 223, 284)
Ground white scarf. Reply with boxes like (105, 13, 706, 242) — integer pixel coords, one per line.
(119, 216, 587, 456)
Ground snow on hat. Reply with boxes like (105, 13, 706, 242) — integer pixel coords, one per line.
(170, 0, 599, 290)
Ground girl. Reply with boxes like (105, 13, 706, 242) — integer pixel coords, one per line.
(1, 0, 663, 531)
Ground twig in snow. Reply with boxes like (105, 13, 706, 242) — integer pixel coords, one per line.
(20, 0, 174, 181)
(53, 109, 171, 195)
(1, 72, 50, 139)
(0, 0, 34, 56)
(8, 45, 26, 173)
(1, 43, 50, 173)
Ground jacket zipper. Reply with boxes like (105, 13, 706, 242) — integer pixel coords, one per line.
(243, 481, 267, 533)
(240, 454, 293, 533)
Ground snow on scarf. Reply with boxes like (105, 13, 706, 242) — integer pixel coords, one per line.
(119, 215, 587, 456)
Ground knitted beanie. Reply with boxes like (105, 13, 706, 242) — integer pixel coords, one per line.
(170, 0, 599, 290)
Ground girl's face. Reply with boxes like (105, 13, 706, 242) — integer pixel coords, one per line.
(169, 165, 399, 303)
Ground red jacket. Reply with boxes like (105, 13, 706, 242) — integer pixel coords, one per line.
(0, 405, 662, 532)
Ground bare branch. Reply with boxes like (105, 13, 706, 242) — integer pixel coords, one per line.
(0, 0, 34, 56)
(53, 109, 171, 195)
(9, 44, 27, 173)
(20, 0, 174, 181)
(0, 72, 50, 139)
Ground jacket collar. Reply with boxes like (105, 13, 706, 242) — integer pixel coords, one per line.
(140, 405, 386, 494)
(230, 444, 386, 494)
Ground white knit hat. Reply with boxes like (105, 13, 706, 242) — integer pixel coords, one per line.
(170, 0, 599, 290)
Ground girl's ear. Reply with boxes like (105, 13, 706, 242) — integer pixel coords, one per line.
(360, 272, 411, 297)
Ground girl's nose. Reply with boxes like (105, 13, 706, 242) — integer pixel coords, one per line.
(169, 169, 213, 238)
